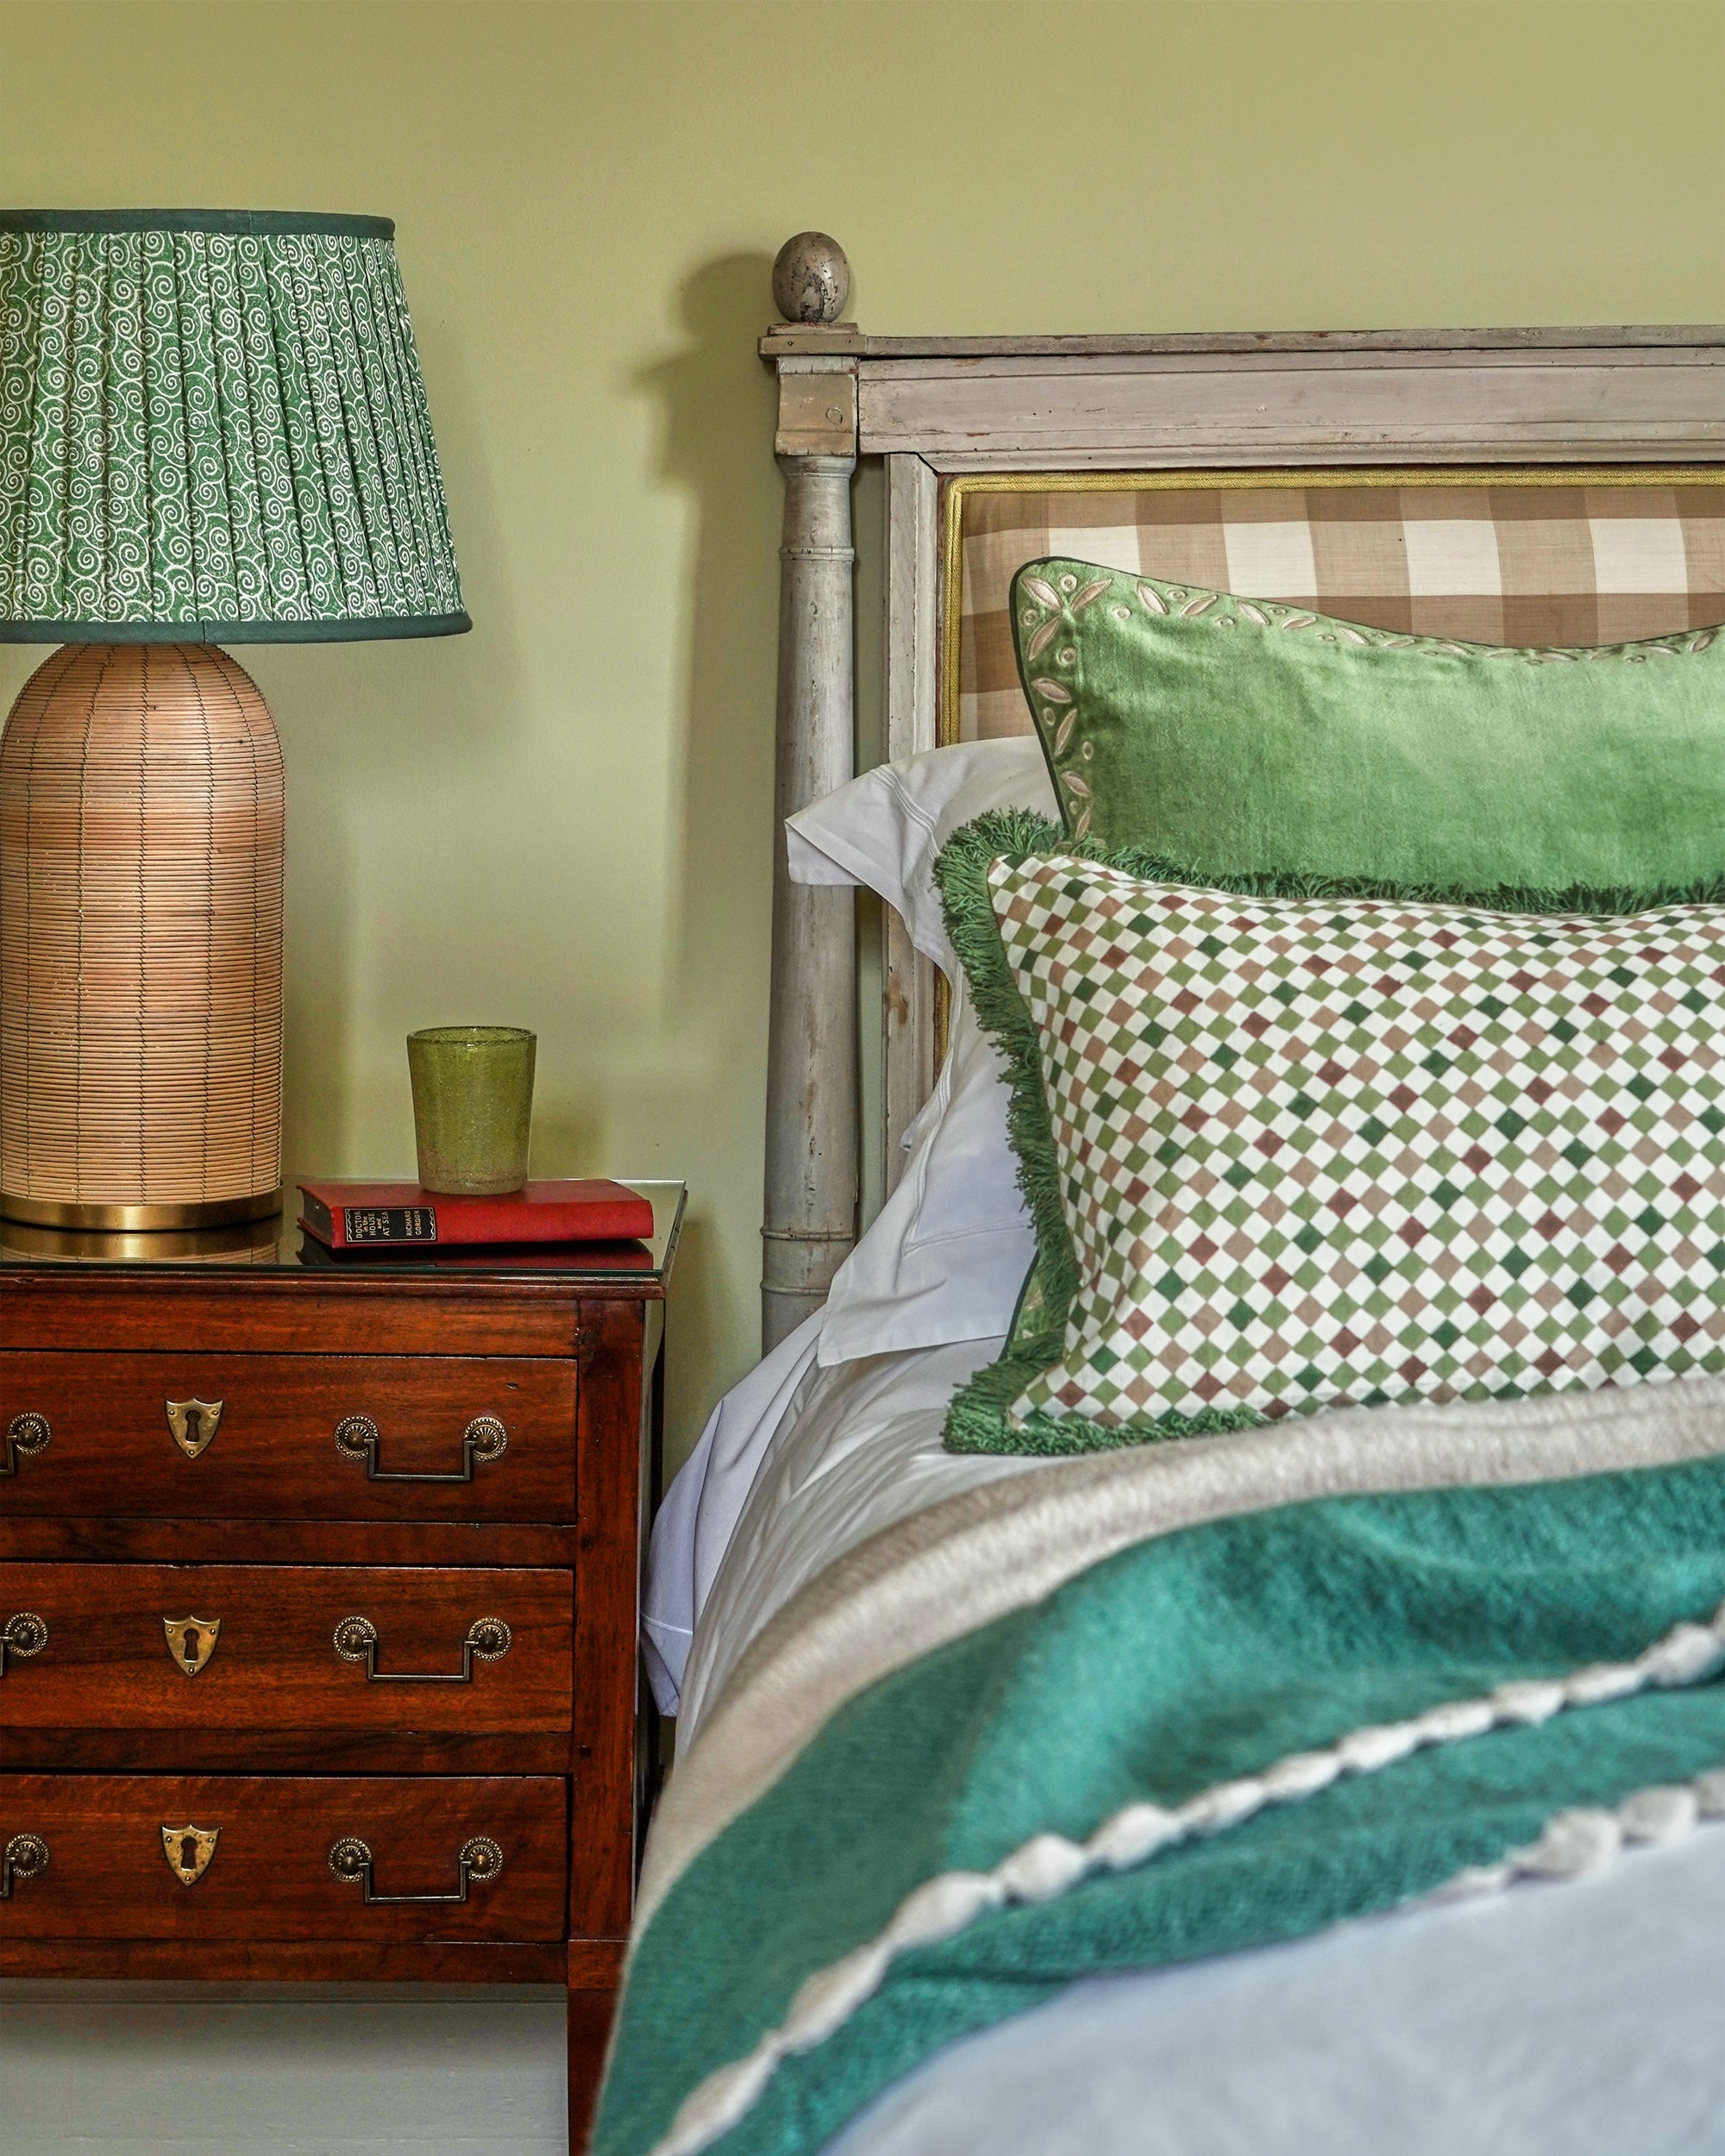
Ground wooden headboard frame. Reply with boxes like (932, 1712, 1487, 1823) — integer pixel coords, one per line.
(756, 232, 1725, 1350)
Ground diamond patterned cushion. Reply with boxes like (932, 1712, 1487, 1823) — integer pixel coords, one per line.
(938, 811, 1725, 1456)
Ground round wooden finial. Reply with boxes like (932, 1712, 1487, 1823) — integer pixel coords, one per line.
(772, 233, 850, 324)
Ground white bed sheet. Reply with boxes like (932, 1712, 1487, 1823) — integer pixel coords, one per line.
(661, 1332, 1033, 1742)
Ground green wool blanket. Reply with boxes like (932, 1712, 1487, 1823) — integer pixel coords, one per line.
(599, 1414, 1725, 2156)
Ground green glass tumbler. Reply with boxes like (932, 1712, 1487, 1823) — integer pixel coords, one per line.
(407, 1026, 536, 1195)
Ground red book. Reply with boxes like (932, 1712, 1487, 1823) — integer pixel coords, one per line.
(297, 1178, 653, 1251)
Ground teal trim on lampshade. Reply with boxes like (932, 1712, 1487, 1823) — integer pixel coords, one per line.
(0, 215, 466, 638)
(0, 611, 470, 643)
(0, 210, 396, 239)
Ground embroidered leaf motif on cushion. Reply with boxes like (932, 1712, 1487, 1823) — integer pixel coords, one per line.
(957, 844, 1725, 1450)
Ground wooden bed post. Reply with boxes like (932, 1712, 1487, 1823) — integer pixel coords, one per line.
(761, 234, 859, 1351)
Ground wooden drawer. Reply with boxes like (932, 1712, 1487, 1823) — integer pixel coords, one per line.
(0, 1352, 576, 1521)
(0, 1775, 568, 1942)
(0, 1564, 573, 1772)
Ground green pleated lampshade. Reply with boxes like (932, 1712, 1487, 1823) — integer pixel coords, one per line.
(0, 209, 467, 641)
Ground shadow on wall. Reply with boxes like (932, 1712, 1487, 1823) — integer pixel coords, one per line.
(635, 251, 781, 1019)
(634, 251, 787, 1426)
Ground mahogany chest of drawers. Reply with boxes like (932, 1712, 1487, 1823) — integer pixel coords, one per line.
(0, 1181, 683, 2152)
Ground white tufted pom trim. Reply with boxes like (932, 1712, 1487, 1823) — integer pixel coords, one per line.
(1336, 1721, 1422, 1772)
(993, 1835, 1089, 1903)
(1490, 1679, 1566, 1726)
(1563, 1662, 1643, 1706)
(1617, 1784, 1698, 1844)
(1517, 1807, 1622, 1878)
(1085, 1802, 1180, 1867)
(882, 1871, 1004, 1949)
(1413, 1697, 1498, 1744)
(1418, 1764, 1725, 1918)
(1262, 1751, 1342, 1800)
(658, 2047, 783, 2156)
(1179, 1777, 1267, 1834)
(783, 1944, 892, 2049)
(1636, 1623, 1724, 1688)
(645, 1598, 1725, 2156)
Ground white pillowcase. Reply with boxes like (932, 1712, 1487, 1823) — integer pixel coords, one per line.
(787, 738, 1055, 1363)
(787, 735, 1053, 980)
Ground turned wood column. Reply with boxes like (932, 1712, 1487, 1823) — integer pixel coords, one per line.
(761, 235, 860, 1351)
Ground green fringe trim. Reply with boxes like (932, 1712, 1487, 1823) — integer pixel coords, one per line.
(944, 1345, 1267, 1457)
(935, 809, 1076, 1456)
(932, 808, 1725, 1458)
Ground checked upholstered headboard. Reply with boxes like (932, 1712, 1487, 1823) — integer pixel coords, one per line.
(949, 471, 1725, 744)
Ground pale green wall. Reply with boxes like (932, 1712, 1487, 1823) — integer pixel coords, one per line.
(0, 0, 1720, 1470)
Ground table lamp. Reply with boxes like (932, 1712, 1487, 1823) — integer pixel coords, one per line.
(0, 210, 467, 1228)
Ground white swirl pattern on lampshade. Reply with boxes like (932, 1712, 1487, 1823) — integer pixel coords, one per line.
(0, 213, 465, 636)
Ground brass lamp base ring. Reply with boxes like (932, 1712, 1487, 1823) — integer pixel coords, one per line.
(0, 1190, 284, 1232)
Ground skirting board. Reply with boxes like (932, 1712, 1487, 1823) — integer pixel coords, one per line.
(0, 1984, 567, 2156)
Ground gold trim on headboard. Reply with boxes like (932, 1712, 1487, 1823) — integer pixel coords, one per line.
(938, 465, 1725, 749)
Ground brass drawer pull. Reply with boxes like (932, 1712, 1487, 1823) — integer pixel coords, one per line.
(328, 1833, 503, 1904)
(0, 1612, 47, 1675)
(332, 1614, 512, 1682)
(0, 1413, 51, 1476)
(333, 1413, 509, 1483)
(0, 1833, 49, 1896)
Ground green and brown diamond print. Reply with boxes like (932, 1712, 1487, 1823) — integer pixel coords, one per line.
(984, 852, 1725, 1436)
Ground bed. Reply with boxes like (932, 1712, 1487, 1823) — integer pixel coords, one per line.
(607, 242, 1725, 2156)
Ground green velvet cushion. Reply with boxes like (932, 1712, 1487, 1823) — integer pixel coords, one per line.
(1013, 562, 1725, 886)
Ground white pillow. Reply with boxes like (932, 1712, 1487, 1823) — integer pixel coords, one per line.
(787, 739, 1055, 1363)
(787, 735, 1052, 978)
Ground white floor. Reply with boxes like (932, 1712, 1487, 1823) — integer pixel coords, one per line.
(0, 1984, 568, 2155)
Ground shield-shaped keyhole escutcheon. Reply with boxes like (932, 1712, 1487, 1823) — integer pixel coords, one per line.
(162, 1615, 222, 1677)
(161, 1825, 220, 1886)
(166, 1399, 223, 1459)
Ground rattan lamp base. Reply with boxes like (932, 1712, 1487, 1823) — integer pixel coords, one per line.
(0, 643, 285, 1229)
